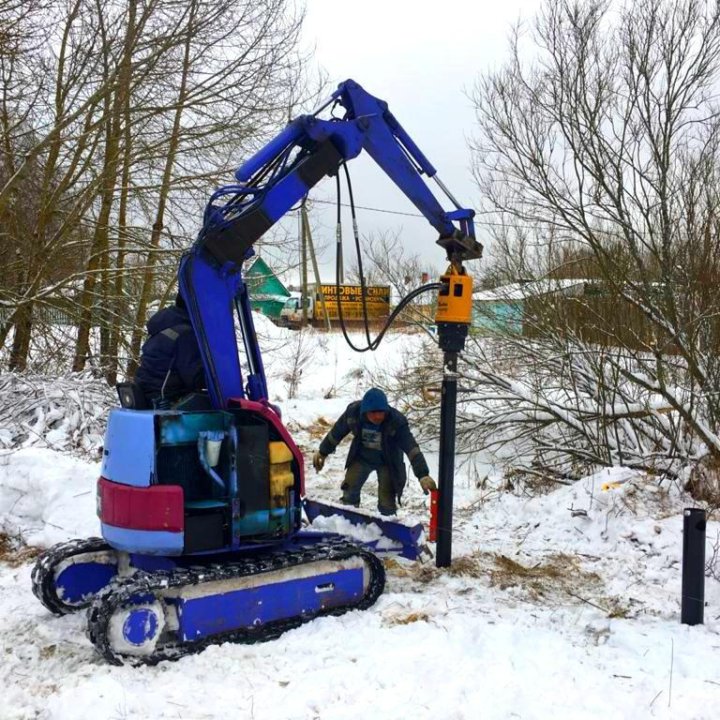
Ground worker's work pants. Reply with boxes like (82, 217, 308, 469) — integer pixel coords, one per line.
(340, 460, 397, 515)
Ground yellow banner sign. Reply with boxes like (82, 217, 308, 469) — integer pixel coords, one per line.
(316, 285, 390, 319)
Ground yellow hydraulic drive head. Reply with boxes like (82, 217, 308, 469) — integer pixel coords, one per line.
(435, 264, 473, 353)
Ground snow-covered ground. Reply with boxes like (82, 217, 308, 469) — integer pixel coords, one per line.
(1, 320, 719, 719)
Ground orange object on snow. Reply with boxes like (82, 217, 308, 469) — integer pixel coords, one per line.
(429, 489, 439, 542)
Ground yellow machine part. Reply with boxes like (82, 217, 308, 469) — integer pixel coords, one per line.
(434, 267, 473, 325)
(269, 440, 294, 509)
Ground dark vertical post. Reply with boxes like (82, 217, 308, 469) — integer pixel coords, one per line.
(436, 352, 458, 568)
(681, 507, 706, 625)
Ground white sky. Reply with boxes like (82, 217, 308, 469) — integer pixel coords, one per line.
(287, 0, 544, 282)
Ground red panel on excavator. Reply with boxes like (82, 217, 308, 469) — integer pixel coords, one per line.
(98, 477, 184, 532)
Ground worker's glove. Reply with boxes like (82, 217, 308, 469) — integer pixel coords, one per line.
(312, 452, 326, 472)
(419, 476, 437, 495)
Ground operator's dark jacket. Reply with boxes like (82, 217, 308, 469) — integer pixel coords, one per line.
(134, 305, 205, 401)
(319, 401, 430, 501)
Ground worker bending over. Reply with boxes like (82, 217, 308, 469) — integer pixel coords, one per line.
(313, 388, 436, 515)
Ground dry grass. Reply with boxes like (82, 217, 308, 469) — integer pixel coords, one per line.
(289, 416, 334, 441)
(606, 479, 679, 520)
(686, 457, 720, 508)
(489, 552, 601, 599)
(0, 533, 41, 567)
(383, 552, 492, 583)
(390, 551, 495, 584)
(384, 611, 430, 626)
(388, 550, 608, 609)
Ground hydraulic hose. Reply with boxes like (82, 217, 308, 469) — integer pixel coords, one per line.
(334, 162, 442, 352)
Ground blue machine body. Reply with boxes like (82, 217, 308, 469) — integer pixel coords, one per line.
(176, 565, 364, 641)
(55, 560, 118, 604)
(99, 403, 301, 556)
(35, 81, 478, 664)
(98, 78, 479, 560)
(102, 410, 156, 487)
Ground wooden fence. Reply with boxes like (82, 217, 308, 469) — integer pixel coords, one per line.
(524, 294, 681, 354)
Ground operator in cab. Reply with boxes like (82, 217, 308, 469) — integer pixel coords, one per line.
(134, 293, 206, 405)
(312, 388, 436, 515)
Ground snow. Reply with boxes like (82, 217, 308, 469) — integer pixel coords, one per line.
(0, 448, 100, 547)
(307, 513, 404, 551)
(1, 325, 719, 719)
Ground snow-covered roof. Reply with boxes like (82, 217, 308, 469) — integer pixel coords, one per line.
(473, 279, 589, 302)
(250, 293, 289, 303)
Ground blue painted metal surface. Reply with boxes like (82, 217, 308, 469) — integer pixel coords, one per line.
(303, 499, 424, 561)
(159, 411, 227, 445)
(56, 561, 118, 605)
(230, 80, 473, 238)
(129, 554, 177, 573)
(124, 606, 160, 646)
(178, 567, 364, 641)
(102, 410, 156, 487)
(234, 120, 304, 182)
(235, 510, 273, 536)
(96, 80, 464, 577)
(235, 282, 268, 401)
(102, 523, 184, 555)
(178, 252, 245, 409)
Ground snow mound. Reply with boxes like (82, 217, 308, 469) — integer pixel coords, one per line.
(0, 448, 100, 546)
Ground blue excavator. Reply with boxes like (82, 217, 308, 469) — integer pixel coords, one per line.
(31, 79, 482, 665)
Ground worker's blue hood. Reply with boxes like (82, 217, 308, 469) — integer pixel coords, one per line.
(146, 305, 191, 335)
(360, 388, 389, 413)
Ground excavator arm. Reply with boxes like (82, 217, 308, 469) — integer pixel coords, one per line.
(179, 79, 482, 409)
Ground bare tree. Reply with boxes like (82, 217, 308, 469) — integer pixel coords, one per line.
(118, 0, 310, 378)
(282, 327, 315, 399)
(356, 230, 441, 330)
(0, 0, 109, 370)
(0, 0, 314, 379)
(467, 0, 720, 493)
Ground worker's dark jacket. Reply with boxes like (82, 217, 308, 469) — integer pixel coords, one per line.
(319, 401, 429, 501)
(134, 306, 205, 402)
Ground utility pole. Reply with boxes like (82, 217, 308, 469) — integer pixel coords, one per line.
(301, 203, 331, 330)
(300, 207, 308, 325)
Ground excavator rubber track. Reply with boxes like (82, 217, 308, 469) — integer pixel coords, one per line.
(31, 537, 118, 616)
(87, 537, 385, 666)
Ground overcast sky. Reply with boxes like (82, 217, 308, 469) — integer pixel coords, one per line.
(279, 0, 543, 283)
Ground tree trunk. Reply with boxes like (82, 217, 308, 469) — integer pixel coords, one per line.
(8, 301, 33, 371)
(126, 0, 197, 378)
(105, 84, 134, 385)
(73, 0, 137, 373)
